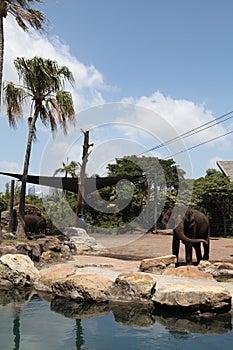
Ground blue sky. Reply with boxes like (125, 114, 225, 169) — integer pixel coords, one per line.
(1, 0, 233, 192)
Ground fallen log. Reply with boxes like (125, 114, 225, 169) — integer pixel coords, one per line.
(152, 229, 173, 235)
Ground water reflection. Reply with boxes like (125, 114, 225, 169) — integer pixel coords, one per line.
(0, 289, 33, 350)
(51, 296, 233, 335)
(0, 290, 232, 350)
(153, 311, 232, 335)
(13, 308, 20, 350)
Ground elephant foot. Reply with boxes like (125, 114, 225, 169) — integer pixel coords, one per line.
(203, 255, 209, 261)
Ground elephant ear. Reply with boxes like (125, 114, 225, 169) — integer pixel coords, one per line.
(186, 207, 195, 228)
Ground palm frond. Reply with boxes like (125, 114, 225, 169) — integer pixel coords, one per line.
(4, 82, 27, 127)
(38, 103, 49, 126)
(45, 98, 58, 135)
(56, 90, 75, 133)
(58, 66, 75, 88)
(8, 2, 46, 31)
(53, 167, 65, 177)
(14, 57, 74, 96)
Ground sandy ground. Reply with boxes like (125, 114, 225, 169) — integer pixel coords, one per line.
(90, 232, 233, 263)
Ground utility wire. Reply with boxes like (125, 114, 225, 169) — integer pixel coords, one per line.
(166, 129, 233, 158)
(138, 110, 233, 156)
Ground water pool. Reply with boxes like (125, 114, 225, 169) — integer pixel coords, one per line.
(0, 290, 232, 350)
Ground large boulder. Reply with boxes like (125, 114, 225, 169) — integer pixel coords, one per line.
(50, 271, 157, 304)
(152, 282, 231, 312)
(110, 272, 156, 302)
(52, 274, 113, 301)
(0, 254, 39, 287)
(63, 227, 106, 254)
(139, 255, 176, 274)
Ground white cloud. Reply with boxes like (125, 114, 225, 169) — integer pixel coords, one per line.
(121, 92, 229, 149)
(3, 18, 107, 111)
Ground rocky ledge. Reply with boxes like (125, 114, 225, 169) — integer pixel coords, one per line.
(0, 253, 233, 314)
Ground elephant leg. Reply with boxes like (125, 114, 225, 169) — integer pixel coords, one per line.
(172, 236, 180, 267)
(193, 243, 202, 264)
(185, 243, 193, 265)
(203, 241, 209, 260)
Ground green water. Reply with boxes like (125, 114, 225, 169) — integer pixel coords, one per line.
(0, 290, 232, 350)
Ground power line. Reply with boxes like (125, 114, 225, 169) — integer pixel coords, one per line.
(138, 110, 233, 156)
(167, 129, 233, 158)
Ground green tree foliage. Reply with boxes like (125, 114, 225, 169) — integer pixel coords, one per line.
(45, 190, 77, 232)
(84, 156, 187, 230)
(192, 169, 233, 237)
(0, 192, 8, 212)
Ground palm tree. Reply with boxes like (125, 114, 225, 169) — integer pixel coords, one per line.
(0, 0, 46, 104)
(4, 56, 75, 234)
(53, 158, 79, 178)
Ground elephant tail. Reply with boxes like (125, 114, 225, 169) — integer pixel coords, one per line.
(175, 228, 208, 245)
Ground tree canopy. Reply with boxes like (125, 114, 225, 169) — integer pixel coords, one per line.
(192, 169, 233, 237)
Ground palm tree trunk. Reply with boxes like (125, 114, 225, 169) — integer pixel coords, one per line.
(19, 108, 39, 222)
(0, 15, 4, 106)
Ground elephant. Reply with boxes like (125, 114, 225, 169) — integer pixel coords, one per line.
(162, 206, 210, 266)
(24, 214, 47, 236)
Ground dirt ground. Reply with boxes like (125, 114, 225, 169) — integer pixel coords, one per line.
(90, 232, 233, 263)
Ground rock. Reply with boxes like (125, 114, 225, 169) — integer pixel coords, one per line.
(63, 227, 106, 254)
(30, 244, 41, 262)
(163, 266, 214, 280)
(198, 261, 233, 282)
(139, 255, 176, 274)
(39, 236, 61, 252)
(41, 251, 52, 261)
(60, 244, 73, 259)
(0, 254, 39, 287)
(0, 278, 14, 290)
(110, 272, 156, 302)
(0, 237, 74, 264)
(38, 236, 76, 262)
(52, 274, 113, 301)
(14, 242, 42, 262)
(152, 283, 231, 312)
(0, 245, 18, 256)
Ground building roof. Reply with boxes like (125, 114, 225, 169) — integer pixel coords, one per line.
(216, 161, 233, 181)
